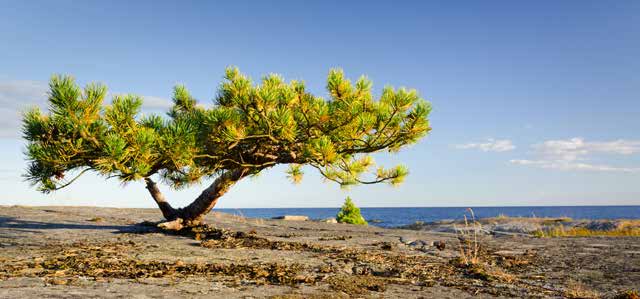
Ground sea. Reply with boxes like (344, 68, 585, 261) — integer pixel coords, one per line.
(218, 206, 640, 228)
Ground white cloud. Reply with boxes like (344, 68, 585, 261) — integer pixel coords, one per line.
(534, 137, 640, 161)
(511, 137, 640, 173)
(0, 79, 172, 138)
(456, 138, 515, 152)
(510, 159, 639, 172)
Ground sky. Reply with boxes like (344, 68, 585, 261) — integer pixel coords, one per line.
(0, 1, 639, 208)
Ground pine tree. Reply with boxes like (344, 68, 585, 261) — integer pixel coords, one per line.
(336, 197, 367, 225)
(22, 67, 431, 230)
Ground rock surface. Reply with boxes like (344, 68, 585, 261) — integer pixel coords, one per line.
(0, 206, 637, 298)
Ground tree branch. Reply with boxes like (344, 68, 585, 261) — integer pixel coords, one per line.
(50, 168, 92, 191)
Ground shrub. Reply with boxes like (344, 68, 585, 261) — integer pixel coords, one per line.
(336, 197, 367, 225)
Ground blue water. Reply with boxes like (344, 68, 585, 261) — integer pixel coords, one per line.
(218, 206, 640, 228)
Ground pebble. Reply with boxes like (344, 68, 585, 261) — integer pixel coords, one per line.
(409, 240, 428, 246)
(399, 237, 415, 244)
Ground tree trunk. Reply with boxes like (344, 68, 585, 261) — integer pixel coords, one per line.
(145, 178, 179, 220)
(144, 168, 248, 230)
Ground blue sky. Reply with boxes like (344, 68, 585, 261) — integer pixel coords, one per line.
(0, 1, 638, 208)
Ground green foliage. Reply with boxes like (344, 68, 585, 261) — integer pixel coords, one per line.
(336, 197, 367, 225)
(22, 68, 431, 193)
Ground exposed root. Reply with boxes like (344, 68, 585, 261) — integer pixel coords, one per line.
(157, 218, 184, 231)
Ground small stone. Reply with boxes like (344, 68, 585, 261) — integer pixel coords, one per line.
(49, 278, 68, 285)
(399, 237, 415, 244)
(409, 240, 427, 246)
(341, 263, 355, 274)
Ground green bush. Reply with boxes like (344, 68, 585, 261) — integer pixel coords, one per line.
(336, 197, 367, 225)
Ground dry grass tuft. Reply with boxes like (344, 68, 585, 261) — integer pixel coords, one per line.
(613, 289, 640, 299)
(618, 220, 640, 229)
(326, 275, 386, 295)
(489, 267, 517, 283)
(563, 280, 600, 299)
(540, 216, 573, 225)
(454, 208, 481, 265)
(483, 215, 572, 224)
(534, 226, 640, 238)
(495, 213, 509, 220)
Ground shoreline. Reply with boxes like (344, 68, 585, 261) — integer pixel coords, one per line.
(4, 204, 640, 228)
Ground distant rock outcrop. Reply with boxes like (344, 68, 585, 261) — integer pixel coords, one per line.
(272, 215, 309, 221)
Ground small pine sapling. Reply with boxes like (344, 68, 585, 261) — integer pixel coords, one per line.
(336, 197, 367, 225)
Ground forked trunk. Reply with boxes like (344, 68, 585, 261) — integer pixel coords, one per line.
(144, 168, 248, 230)
(144, 178, 179, 220)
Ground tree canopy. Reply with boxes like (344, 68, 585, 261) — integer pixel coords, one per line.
(22, 67, 431, 227)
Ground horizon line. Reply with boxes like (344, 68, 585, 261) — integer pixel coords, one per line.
(2, 204, 638, 209)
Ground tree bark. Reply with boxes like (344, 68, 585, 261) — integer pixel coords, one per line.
(145, 178, 178, 220)
(144, 168, 249, 230)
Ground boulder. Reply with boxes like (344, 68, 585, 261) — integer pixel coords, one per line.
(492, 222, 541, 234)
(320, 217, 338, 223)
(435, 225, 490, 235)
(584, 220, 621, 231)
